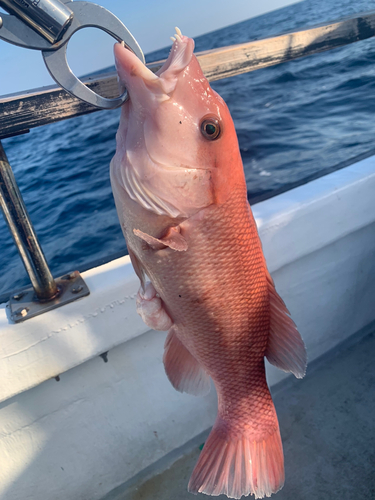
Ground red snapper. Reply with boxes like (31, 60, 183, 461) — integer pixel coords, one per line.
(110, 28, 307, 499)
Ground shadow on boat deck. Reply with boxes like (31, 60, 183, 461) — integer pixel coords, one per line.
(103, 323, 375, 500)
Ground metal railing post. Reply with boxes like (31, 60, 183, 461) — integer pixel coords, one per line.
(0, 140, 58, 300)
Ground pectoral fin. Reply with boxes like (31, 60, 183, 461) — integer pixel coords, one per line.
(133, 226, 188, 251)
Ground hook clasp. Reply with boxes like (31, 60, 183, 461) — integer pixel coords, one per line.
(0, 0, 144, 109)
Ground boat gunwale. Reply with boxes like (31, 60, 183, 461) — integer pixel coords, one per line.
(1, 10, 375, 138)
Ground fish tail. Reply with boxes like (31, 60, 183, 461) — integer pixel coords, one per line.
(188, 412, 284, 499)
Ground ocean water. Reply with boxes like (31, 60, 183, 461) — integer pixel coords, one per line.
(1, 0, 375, 297)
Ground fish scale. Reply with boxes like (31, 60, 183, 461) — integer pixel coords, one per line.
(137, 184, 280, 475)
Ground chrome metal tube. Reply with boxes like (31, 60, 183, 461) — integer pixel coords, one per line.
(0, 141, 58, 300)
(0, 0, 73, 44)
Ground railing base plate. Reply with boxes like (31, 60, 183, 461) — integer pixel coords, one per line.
(9, 271, 90, 323)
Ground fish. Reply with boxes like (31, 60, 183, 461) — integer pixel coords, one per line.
(110, 28, 307, 499)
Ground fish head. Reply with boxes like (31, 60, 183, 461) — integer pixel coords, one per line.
(112, 29, 244, 220)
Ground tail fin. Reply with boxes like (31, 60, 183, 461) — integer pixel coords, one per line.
(188, 418, 284, 499)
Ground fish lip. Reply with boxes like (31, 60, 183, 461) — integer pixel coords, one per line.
(114, 31, 195, 97)
(114, 42, 159, 86)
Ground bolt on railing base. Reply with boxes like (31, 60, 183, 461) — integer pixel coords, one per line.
(9, 270, 90, 323)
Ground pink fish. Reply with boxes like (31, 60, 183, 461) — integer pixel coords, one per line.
(110, 28, 307, 499)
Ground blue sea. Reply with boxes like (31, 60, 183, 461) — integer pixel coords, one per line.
(1, 0, 375, 297)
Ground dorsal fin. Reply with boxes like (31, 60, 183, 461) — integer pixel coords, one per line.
(265, 269, 307, 379)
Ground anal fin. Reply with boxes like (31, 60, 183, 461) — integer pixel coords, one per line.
(265, 270, 307, 379)
(163, 329, 211, 396)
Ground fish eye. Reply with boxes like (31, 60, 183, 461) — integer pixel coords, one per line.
(200, 117, 221, 141)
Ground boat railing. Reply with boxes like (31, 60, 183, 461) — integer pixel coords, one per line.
(1, 10, 375, 319)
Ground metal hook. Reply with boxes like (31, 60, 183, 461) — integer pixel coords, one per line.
(0, 1, 144, 109)
(42, 3, 144, 109)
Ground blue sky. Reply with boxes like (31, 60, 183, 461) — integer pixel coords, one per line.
(0, 0, 298, 96)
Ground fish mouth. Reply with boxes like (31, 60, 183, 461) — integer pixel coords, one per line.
(114, 41, 158, 86)
(114, 28, 195, 99)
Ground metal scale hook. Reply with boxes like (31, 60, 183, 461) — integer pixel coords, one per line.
(0, 0, 145, 109)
